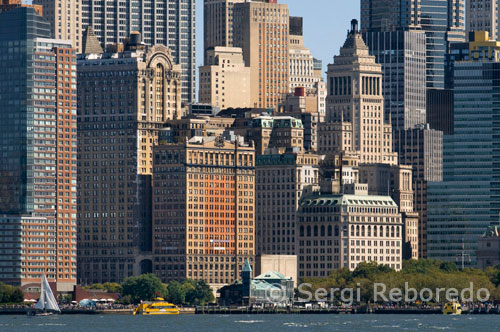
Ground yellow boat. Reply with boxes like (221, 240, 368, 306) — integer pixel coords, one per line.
(443, 300, 462, 315)
(133, 298, 179, 315)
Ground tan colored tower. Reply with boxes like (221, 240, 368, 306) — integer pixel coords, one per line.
(152, 135, 255, 290)
(467, 0, 499, 40)
(199, 47, 251, 109)
(319, 19, 397, 166)
(204, 0, 245, 60)
(233, 0, 290, 109)
(33, 0, 82, 52)
(77, 38, 183, 284)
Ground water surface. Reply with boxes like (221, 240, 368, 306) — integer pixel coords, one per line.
(1, 314, 498, 332)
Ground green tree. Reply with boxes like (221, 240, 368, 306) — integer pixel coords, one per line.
(122, 274, 167, 304)
(167, 281, 186, 305)
(102, 282, 122, 294)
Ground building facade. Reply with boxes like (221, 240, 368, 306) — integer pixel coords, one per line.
(0, 7, 77, 291)
(255, 153, 319, 256)
(298, 188, 403, 278)
(233, 0, 289, 108)
(33, 0, 82, 52)
(362, 29, 427, 131)
(394, 125, 443, 258)
(289, 16, 323, 92)
(152, 136, 255, 289)
(320, 20, 398, 166)
(467, 0, 499, 41)
(476, 225, 500, 269)
(203, 0, 245, 61)
(361, 0, 465, 88)
(199, 46, 251, 109)
(428, 60, 500, 267)
(77, 40, 183, 284)
(81, 0, 196, 103)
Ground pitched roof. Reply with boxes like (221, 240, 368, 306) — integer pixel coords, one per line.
(242, 258, 252, 273)
(82, 27, 103, 55)
(254, 271, 290, 280)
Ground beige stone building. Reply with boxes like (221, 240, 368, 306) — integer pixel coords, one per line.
(77, 35, 183, 284)
(289, 17, 323, 92)
(233, 0, 289, 108)
(33, 0, 82, 52)
(359, 164, 419, 260)
(319, 20, 397, 166)
(233, 115, 304, 155)
(467, 0, 499, 40)
(152, 135, 255, 290)
(164, 116, 236, 144)
(298, 185, 403, 278)
(255, 153, 319, 256)
(199, 47, 251, 109)
(255, 255, 297, 287)
(277, 84, 326, 152)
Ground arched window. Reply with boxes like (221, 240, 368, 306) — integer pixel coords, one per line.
(328, 225, 332, 237)
(321, 225, 325, 237)
(307, 226, 311, 237)
(361, 226, 365, 237)
(314, 225, 318, 237)
(335, 225, 340, 237)
(300, 226, 304, 237)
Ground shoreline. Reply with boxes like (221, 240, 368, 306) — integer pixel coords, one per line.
(0, 306, 497, 315)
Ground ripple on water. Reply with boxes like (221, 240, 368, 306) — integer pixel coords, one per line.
(234, 320, 265, 324)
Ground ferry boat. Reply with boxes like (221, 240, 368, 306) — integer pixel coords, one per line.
(443, 300, 462, 315)
(133, 298, 179, 315)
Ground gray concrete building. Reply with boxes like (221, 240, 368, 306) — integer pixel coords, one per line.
(362, 30, 427, 131)
(394, 125, 443, 258)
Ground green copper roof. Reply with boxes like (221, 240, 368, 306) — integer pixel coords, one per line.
(255, 271, 290, 280)
(301, 194, 397, 208)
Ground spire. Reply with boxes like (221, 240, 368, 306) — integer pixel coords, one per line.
(242, 258, 252, 273)
(82, 27, 103, 55)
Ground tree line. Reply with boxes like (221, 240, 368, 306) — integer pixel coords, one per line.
(85, 274, 214, 305)
(300, 259, 500, 304)
(0, 282, 24, 304)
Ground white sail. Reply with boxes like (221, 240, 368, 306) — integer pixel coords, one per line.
(33, 276, 45, 310)
(34, 275, 60, 312)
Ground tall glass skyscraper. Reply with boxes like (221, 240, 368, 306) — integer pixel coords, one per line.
(81, 0, 196, 103)
(428, 61, 500, 267)
(361, 0, 465, 88)
(0, 7, 78, 290)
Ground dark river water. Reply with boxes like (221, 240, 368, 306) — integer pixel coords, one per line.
(1, 314, 499, 332)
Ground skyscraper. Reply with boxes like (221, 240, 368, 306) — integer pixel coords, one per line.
(289, 16, 323, 92)
(362, 30, 427, 131)
(319, 19, 398, 166)
(255, 153, 319, 256)
(233, 0, 290, 109)
(0, 7, 77, 291)
(361, 0, 465, 88)
(152, 135, 255, 289)
(81, 0, 196, 103)
(33, 0, 82, 52)
(428, 40, 500, 268)
(467, 0, 499, 40)
(203, 0, 245, 61)
(77, 36, 183, 284)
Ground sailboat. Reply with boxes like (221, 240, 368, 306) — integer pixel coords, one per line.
(28, 274, 61, 316)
